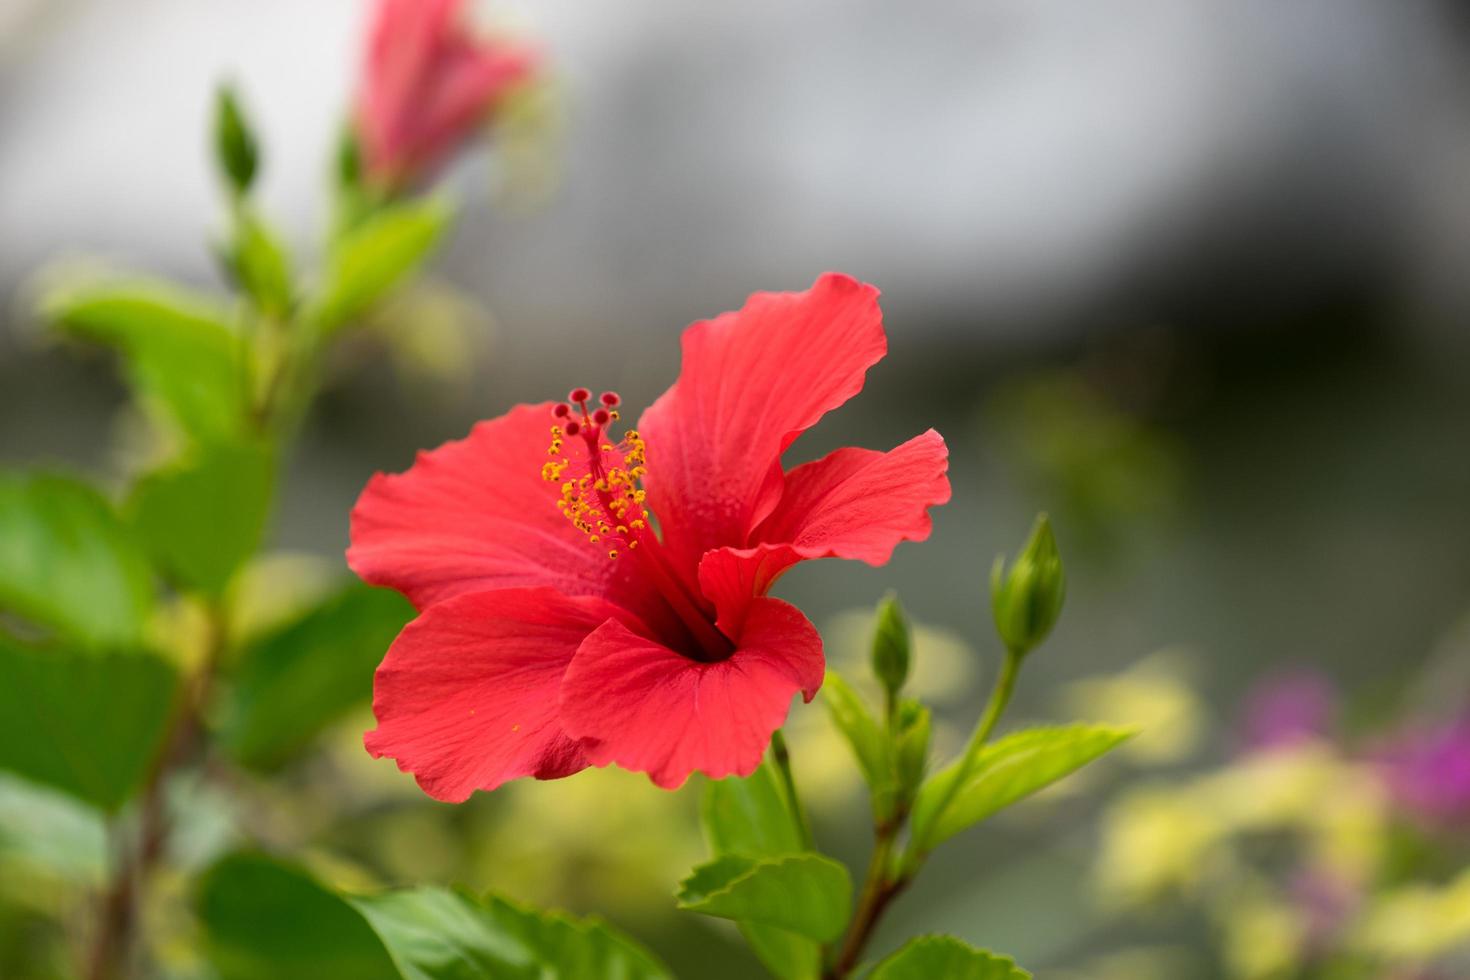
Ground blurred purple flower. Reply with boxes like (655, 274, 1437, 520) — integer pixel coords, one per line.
(1238, 669, 1337, 752)
(1381, 714, 1470, 830)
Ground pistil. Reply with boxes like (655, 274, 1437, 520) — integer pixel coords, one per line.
(542, 389, 735, 662)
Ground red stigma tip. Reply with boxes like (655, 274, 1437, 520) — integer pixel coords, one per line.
(592, 408, 611, 425)
(569, 387, 591, 404)
(599, 391, 621, 407)
(552, 403, 571, 418)
(564, 420, 581, 436)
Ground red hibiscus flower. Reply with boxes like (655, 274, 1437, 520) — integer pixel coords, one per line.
(355, 0, 536, 191)
(349, 273, 951, 799)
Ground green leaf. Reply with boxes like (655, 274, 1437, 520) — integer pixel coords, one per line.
(893, 698, 933, 802)
(229, 208, 293, 318)
(702, 765, 819, 979)
(45, 282, 246, 444)
(351, 887, 672, 980)
(310, 198, 449, 334)
(822, 671, 896, 817)
(0, 638, 179, 812)
(128, 440, 274, 597)
(197, 853, 672, 980)
(703, 762, 804, 856)
(911, 724, 1135, 850)
(677, 854, 851, 942)
(218, 582, 413, 770)
(869, 936, 1031, 980)
(0, 472, 153, 648)
(197, 853, 401, 980)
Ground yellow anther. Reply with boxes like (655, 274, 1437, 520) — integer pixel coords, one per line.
(541, 411, 653, 554)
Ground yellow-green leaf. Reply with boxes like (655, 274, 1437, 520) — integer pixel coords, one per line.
(676, 854, 851, 943)
(869, 936, 1031, 980)
(912, 724, 1134, 850)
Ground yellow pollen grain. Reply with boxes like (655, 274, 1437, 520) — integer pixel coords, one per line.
(542, 413, 653, 559)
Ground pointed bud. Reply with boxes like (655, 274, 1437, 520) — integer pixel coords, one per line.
(990, 513, 1066, 657)
(870, 592, 911, 699)
(213, 83, 259, 196)
(893, 698, 932, 802)
(336, 125, 363, 190)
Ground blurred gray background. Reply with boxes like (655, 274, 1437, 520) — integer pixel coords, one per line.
(4, 0, 1470, 973)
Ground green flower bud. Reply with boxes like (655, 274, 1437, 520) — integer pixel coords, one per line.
(990, 513, 1066, 657)
(336, 125, 363, 191)
(870, 592, 911, 699)
(893, 698, 932, 803)
(214, 84, 259, 196)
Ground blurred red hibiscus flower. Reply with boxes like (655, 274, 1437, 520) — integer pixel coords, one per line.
(355, 0, 536, 190)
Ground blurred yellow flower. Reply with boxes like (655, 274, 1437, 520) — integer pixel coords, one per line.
(1062, 650, 1205, 764)
(823, 607, 980, 707)
(1096, 784, 1228, 903)
(1219, 888, 1302, 980)
(1356, 866, 1470, 961)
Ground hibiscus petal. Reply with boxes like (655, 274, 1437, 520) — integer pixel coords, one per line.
(638, 273, 886, 578)
(559, 598, 824, 789)
(364, 588, 624, 802)
(757, 428, 951, 561)
(348, 403, 624, 611)
(697, 430, 951, 637)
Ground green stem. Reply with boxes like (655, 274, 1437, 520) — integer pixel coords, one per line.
(768, 729, 813, 851)
(825, 821, 906, 979)
(824, 648, 1026, 978)
(902, 646, 1022, 870)
(85, 601, 230, 980)
(969, 647, 1022, 751)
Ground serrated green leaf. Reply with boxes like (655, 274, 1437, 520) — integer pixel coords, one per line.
(822, 671, 896, 817)
(197, 853, 400, 980)
(677, 853, 851, 942)
(702, 765, 819, 979)
(218, 582, 413, 770)
(310, 198, 449, 334)
(351, 887, 672, 980)
(128, 440, 274, 597)
(0, 472, 153, 648)
(198, 853, 672, 980)
(869, 935, 1031, 980)
(0, 638, 178, 813)
(911, 724, 1135, 850)
(45, 282, 246, 444)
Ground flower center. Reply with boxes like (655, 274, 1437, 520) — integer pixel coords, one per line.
(540, 388, 734, 662)
(541, 389, 648, 560)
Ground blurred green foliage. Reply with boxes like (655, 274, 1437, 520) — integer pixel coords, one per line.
(0, 639, 177, 813)
(0, 473, 154, 649)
